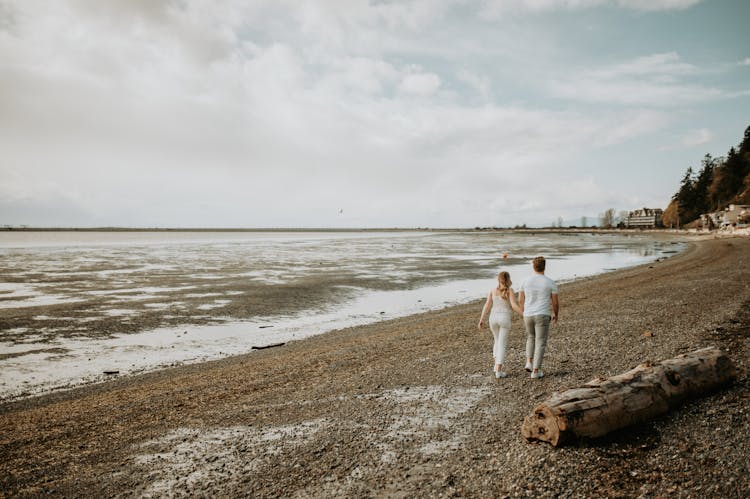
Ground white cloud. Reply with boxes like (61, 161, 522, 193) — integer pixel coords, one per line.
(484, 0, 605, 13)
(551, 79, 721, 106)
(480, 0, 700, 15)
(658, 128, 713, 151)
(740, 57, 750, 66)
(0, 0, 739, 228)
(596, 110, 671, 146)
(457, 69, 493, 101)
(316, 56, 399, 96)
(547, 52, 722, 106)
(589, 52, 697, 79)
(616, 0, 701, 11)
(398, 68, 442, 96)
(680, 128, 713, 147)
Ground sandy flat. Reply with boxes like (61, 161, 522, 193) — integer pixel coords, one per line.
(1, 235, 749, 497)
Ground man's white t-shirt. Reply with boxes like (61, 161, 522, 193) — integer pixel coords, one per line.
(520, 274, 558, 317)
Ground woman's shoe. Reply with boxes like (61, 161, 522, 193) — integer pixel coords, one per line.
(524, 361, 532, 372)
(531, 370, 544, 379)
(495, 371, 507, 379)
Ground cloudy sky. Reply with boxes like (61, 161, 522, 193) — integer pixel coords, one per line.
(1, 0, 748, 228)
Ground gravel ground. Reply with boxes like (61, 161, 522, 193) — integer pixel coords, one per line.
(1, 235, 749, 498)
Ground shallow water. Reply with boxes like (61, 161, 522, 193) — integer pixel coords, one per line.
(0, 230, 684, 399)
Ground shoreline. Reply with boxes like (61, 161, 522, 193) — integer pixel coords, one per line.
(0, 231, 683, 402)
(2, 236, 749, 496)
(0, 226, 729, 233)
(0, 258, 667, 404)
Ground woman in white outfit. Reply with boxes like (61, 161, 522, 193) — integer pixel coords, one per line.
(478, 271, 522, 378)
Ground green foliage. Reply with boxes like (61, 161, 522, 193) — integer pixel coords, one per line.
(671, 125, 750, 226)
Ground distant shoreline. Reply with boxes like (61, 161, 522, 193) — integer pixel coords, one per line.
(0, 226, 694, 234)
(1, 226, 439, 233)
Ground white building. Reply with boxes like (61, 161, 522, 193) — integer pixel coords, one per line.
(700, 211, 723, 229)
(625, 208, 663, 228)
(721, 204, 750, 227)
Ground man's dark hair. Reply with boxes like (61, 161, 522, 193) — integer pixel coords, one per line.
(532, 256, 546, 272)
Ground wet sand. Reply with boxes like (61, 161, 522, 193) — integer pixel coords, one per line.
(1, 236, 749, 497)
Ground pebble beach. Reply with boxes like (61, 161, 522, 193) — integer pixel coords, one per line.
(1, 235, 749, 497)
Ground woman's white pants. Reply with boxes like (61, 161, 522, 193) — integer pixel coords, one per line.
(489, 312, 511, 366)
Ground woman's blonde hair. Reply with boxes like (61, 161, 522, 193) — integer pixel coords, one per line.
(496, 271, 512, 300)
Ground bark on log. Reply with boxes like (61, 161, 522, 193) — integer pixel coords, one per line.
(521, 347, 736, 446)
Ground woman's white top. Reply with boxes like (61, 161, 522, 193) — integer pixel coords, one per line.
(491, 292, 511, 315)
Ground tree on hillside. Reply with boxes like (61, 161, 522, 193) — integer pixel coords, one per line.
(710, 148, 746, 209)
(737, 126, 750, 203)
(694, 155, 716, 214)
(673, 167, 695, 225)
(708, 126, 750, 208)
(740, 125, 750, 155)
(672, 157, 719, 226)
(668, 124, 750, 226)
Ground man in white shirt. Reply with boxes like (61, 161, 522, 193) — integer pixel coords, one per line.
(518, 256, 559, 379)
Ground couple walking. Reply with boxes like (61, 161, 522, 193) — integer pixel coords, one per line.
(478, 256, 559, 379)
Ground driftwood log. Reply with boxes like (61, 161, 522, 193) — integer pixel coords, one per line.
(251, 342, 286, 350)
(521, 347, 736, 446)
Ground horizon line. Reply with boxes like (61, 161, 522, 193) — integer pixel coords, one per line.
(0, 226, 656, 232)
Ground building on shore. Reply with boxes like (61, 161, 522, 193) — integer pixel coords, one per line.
(700, 211, 723, 229)
(720, 204, 750, 227)
(625, 208, 663, 228)
(700, 204, 750, 229)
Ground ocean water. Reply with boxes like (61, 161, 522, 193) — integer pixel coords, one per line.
(0, 230, 684, 399)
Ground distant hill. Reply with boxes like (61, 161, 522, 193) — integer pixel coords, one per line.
(663, 125, 750, 227)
